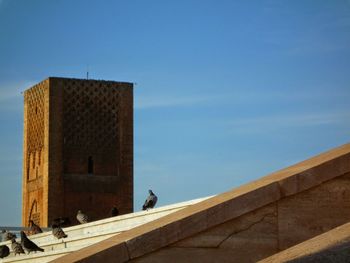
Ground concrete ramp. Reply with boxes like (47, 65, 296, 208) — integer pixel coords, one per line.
(0, 197, 210, 263)
(259, 221, 350, 263)
(49, 143, 350, 263)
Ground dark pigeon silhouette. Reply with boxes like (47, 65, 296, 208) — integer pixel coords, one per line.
(142, 190, 158, 210)
(52, 217, 71, 227)
(29, 220, 43, 235)
(11, 238, 25, 256)
(52, 224, 67, 239)
(1, 230, 17, 241)
(76, 210, 88, 224)
(0, 245, 10, 258)
(20, 231, 44, 254)
(111, 206, 119, 217)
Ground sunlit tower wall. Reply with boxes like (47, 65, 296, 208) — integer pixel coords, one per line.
(22, 77, 133, 227)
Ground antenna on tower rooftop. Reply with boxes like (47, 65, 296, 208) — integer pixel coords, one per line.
(86, 64, 89, 80)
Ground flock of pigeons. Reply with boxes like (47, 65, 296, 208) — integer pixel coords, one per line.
(0, 189, 158, 259)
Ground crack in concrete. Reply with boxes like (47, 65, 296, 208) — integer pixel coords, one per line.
(124, 241, 132, 260)
(215, 212, 276, 248)
(174, 211, 276, 249)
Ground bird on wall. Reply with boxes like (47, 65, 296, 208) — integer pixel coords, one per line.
(11, 238, 25, 256)
(76, 210, 89, 224)
(142, 190, 158, 210)
(52, 217, 71, 228)
(0, 245, 10, 258)
(20, 231, 44, 254)
(52, 224, 68, 239)
(1, 230, 17, 241)
(29, 220, 43, 235)
(111, 206, 119, 217)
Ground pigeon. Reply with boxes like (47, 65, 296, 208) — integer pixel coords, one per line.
(76, 210, 88, 224)
(20, 231, 44, 254)
(1, 230, 17, 241)
(29, 220, 43, 234)
(111, 206, 119, 217)
(0, 245, 10, 258)
(52, 217, 71, 227)
(52, 224, 67, 239)
(142, 190, 158, 210)
(11, 238, 25, 256)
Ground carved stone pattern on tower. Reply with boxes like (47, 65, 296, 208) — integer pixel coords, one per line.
(29, 200, 40, 225)
(63, 80, 120, 150)
(26, 83, 45, 164)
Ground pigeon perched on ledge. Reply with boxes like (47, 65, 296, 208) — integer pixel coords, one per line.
(1, 230, 17, 241)
(0, 245, 10, 258)
(111, 206, 119, 217)
(52, 224, 68, 239)
(142, 190, 158, 210)
(52, 217, 71, 227)
(11, 238, 25, 256)
(20, 231, 44, 254)
(29, 220, 43, 235)
(76, 210, 88, 224)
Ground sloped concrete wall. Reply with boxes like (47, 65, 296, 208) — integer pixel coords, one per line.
(260, 222, 350, 263)
(133, 172, 350, 263)
(52, 143, 350, 263)
(278, 171, 350, 250)
(286, 242, 350, 263)
(278, 241, 350, 263)
(132, 203, 278, 263)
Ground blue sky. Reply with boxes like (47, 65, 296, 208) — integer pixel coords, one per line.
(0, 0, 349, 226)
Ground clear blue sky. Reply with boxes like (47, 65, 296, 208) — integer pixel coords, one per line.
(0, 0, 349, 226)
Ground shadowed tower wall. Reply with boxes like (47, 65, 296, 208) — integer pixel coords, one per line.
(22, 77, 133, 227)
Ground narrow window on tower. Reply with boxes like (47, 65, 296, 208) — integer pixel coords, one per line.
(88, 156, 94, 174)
(32, 152, 36, 168)
(27, 166, 30, 180)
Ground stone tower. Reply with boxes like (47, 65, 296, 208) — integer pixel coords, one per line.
(22, 77, 133, 227)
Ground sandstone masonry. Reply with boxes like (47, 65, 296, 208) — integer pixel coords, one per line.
(22, 77, 133, 227)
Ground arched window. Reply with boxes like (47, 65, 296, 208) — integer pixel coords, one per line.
(29, 199, 40, 226)
(27, 166, 30, 180)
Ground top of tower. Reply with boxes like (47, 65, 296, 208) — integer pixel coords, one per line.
(24, 77, 133, 93)
(47, 77, 133, 86)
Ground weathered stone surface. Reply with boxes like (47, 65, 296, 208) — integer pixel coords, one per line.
(53, 143, 350, 263)
(174, 204, 276, 249)
(127, 228, 162, 259)
(131, 247, 248, 263)
(278, 172, 350, 250)
(223, 182, 280, 226)
(52, 238, 130, 263)
(287, 242, 350, 263)
(259, 222, 350, 263)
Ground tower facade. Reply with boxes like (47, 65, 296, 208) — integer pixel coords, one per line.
(22, 77, 133, 227)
